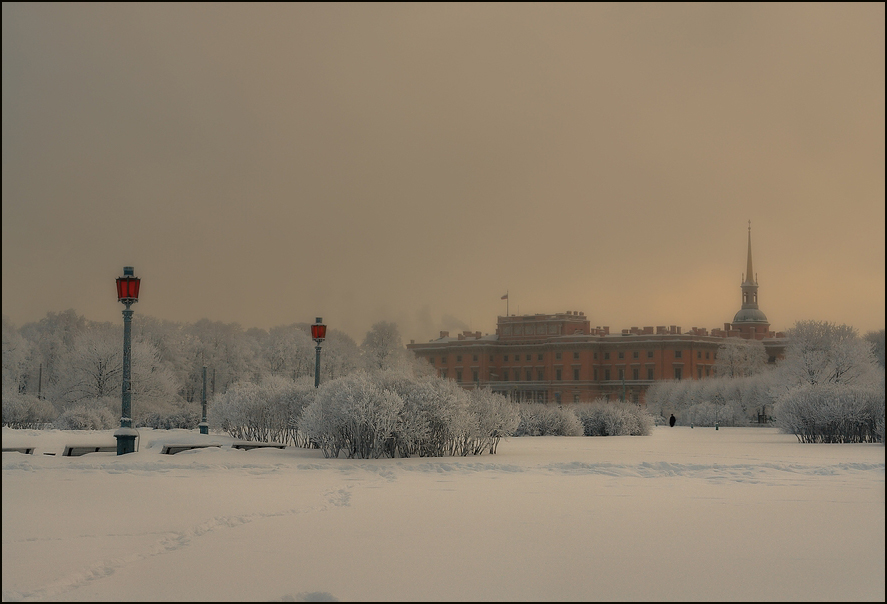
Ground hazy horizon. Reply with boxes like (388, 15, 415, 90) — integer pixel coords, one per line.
(3, 3, 884, 345)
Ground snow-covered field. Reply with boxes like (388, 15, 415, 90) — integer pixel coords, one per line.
(2, 426, 884, 602)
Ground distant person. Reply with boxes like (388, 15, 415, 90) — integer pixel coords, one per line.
(669, 414, 676, 427)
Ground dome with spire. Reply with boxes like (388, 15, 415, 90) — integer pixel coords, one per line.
(732, 222, 770, 326)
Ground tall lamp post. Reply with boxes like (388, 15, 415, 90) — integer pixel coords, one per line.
(198, 365, 209, 434)
(311, 317, 327, 388)
(114, 266, 140, 455)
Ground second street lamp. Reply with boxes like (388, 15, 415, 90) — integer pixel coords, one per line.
(311, 317, 327, 388)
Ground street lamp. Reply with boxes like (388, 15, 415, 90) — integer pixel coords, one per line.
(114, 266, 140, 455)
(198, 365, 209, 434)
(311, 317, 327, 388)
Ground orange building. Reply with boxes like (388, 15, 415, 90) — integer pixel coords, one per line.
(407, 226, 785, 405)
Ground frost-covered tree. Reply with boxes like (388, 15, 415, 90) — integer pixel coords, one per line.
(777, 320, 880, 389)
(2, 316, 32, 396)
(51, 326, 180, 422)
(714, 337, 768, 378)
(864, 329, 885, 369)
(262, 325, 315, 379)
(360, 321, 407, 372)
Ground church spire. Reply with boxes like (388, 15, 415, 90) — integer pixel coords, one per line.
(732, 221, 769, 333)
(744, 220, 755, 285)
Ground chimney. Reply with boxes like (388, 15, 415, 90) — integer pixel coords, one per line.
(440, 331, 449, 339)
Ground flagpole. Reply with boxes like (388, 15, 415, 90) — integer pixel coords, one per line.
(506, 290, 509, 317)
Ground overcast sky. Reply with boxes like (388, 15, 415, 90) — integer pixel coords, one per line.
(3, 3, 884, 345)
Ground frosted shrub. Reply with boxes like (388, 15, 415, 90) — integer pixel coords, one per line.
(775, 384, 885, 443)
(466, 388, 521, 454)
(140, 407, 201, 430)
(515, 403, 583, 436)
(209, 376, 315, 445)
(300, 372, 403, 459)
(573, 399, 653, 436)
(1, 392, 57, 429)
(53, 397, 118, 430)
(299, 371, 518, 458)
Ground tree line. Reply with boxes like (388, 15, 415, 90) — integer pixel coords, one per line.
(645, 321, 884, 443)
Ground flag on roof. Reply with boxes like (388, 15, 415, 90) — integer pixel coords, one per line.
(501, 293, 508, 300)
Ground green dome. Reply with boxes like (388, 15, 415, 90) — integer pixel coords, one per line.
(733, 308, 769, 323)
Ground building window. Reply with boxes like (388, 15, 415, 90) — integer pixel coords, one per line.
(503, 369, 509, 381)
(604, 352, 610, 360)
(456, 370, 462, 382)
(706, 366, 711, 376)
(633, 368, 639, 380)
(554, 392, 561, 404)
(537, 369, 544, 380)
(504, 355, 509, 362)
(473, 354, 478, 362)
(526, 369, 532, 381)
(698, 367, 703, 379)
(556, 369, 562, 381)
(473, 370, 479, 382)
(573, 368, 580, 380)
(441, 356, 447, 364)
(573, 352, 580, 360)
(705, 351, 710, 360)
(633, 351, 639, 359)
(674, 367, 682, 380)
(456, 355, 462, 362)
(675, 350, 682, 359)
(594, 352, 598, 360)
(618, 368, 624, 380)
(490, 355, 494, 362)
(440, 369, 447, 378)
(604, 369, 611, 381)
(618, 351, 624, 359)
(526, 354, 531, 361)
(555, 352, 562, 360)
(429, 357, 434, 364)
(573, 393, 580, 403)
(647, 350, 654, 358)
(647, 367, 655, 380)
(594, 368, 598, 381)
(537, 354, 543, 361)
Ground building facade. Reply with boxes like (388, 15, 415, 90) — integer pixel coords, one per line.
(406, 226, 785, 405)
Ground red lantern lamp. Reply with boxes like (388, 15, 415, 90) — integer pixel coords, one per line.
(311, 317, 327, 343)
(116, 266, 140, 303)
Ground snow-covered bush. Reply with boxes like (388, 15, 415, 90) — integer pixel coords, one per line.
(299, 371, 403, 459)
(53, 397, 118, 430)
(140, 407, 201, 430)
(1, 392, 57, 429)
(514, 403, 583, 436)
(774, 384, 885, 443)
(209, 375, 315, 445)
(465, 387, 521, 454)
(299, 371, 519, 458)
(573, 400, 653, 436)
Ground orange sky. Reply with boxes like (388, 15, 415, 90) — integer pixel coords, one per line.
(3, 3, 884, 344)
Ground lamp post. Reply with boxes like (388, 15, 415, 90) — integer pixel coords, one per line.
(198, 365, 209, 434)
(311, 317, 327, 388)
(114, 266, 140, 455)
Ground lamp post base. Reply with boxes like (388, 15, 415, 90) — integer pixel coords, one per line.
(198, 421, 209, 435)
(114, 427, 139, 455)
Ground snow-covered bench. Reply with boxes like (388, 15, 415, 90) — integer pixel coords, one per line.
(2, 446, 35, 455)
(63, 445, 116, 456)
(231, 441, 287, 451)
(160, 443, 222, 455)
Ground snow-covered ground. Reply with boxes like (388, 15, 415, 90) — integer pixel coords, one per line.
(2, 426, 884, 602)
